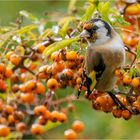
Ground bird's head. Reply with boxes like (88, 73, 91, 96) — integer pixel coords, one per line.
(80, 19, 112, 45)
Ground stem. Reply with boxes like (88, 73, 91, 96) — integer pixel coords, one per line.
(124, 45, 136, 66)
(22, 66, 36, 75)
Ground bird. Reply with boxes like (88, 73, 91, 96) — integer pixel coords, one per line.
(79, 18, 126, 109)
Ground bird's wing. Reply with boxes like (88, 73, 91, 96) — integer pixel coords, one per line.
(85, 48, 106, 92)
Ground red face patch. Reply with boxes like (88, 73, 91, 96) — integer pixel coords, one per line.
(83, 23, 93, 30)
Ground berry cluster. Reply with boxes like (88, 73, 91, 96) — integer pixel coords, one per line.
(0, 0, 139, 139)
(64, 120, 84, 140)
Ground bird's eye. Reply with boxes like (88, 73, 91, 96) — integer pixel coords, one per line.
(93, 25, 98, 30)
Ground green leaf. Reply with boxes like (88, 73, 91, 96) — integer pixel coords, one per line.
(15, 24, 37, 35)
(45, 121, 61, 131)
(68, 0, 77, 15)
(40, 28, 54, 40)
(136, 41, 140, 59)
(19, 10, 38, 22)
(59, 16, 76, 38)
(129, 68, 140, 77)
(81, 3, 95, 22)
(113, 15, 130, 26)
(98, 1, 111, 23)
(43, 36, 79, 58)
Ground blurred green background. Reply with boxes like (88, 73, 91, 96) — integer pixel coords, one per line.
(1, 0, 140, 139)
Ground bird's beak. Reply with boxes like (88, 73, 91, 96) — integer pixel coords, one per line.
(80, 30, 90, 38)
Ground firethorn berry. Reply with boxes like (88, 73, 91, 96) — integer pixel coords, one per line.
(51, 51, 62, 61)
(38, 116, 47, 125)
(131, 77, 140, 88)
(44, 110, 52, 120)
(4, 105, 14, 115)
(8, 115, 15, 125)
(4, 68, 13, 78)
(115, 69, 122, 77)
(96, 95, 107, 107)
(35, 82, 45, 94)
(16, 122, 26, 133)
(58, 112, 67, 122)
(19, 93, 34, 104)
(14, 111, 24, 121)
(47, 78, 58, 91)
(50, 110, 60, 122)
(33, 105, 46, 116)
(0, 63, 6, 74)
(72, 120, 84, 133)
(10, 54, 21, 66)
(123, 74, 132, 85)
(122, 110, 132, 120)
(0, 117, 7, 125)
(53, 61, 65, 72)
(6, 51, 14, 60)
(64, 129, 77, 140)
(66, 51, 78, 61)
(24, 80, 36, 92)
(0, 125, 10, 137)
(92, 101, 101, 110)
(12, 84, 19, 93)
(0, 79, 7, 92)
(112, 109, 122, 118)
(36, 44, 46, 53)
(102, 104, 113, 113)
(0, 100, 3, 112)
(125, 3, 140, 15)
(31, 124, 45, 135)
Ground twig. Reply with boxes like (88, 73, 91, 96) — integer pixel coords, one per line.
(124, 45, 136, 66)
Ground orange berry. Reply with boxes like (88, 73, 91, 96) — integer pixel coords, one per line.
(72, 120, 84, 133)
(51, 51, 62, 61)
(31, 124, 44, 135)
(8, 115, 15, 124)
(122, 110, 131, 120)
(76, 77, 82, 84)
(0, 63, 6, 74)
(64, 129, 77, 140)
(4, 68, 13, 78)
(53, 61, 65, 72)
(0, 125, 10, 137)
(115, 69, 122, 77)
(66, 51, 78, 61)
(33, 105, 46, 116)
(35, 82, 45, 94)
(38, 116, 47, 125)
(5, 105, 14, 115)
(20, 93, 34, 104)
(50, 110, 59, 122)
(47, 78, 58, 91)
(58, 112, 67, 122)
(131, 77, 140, 88)
(96, 96, 106, 107)
(0, 117, 7, 125)
(44, 110, 52, 120)
(10, 54, 21, 66)
(16, 122, 26, 132)
(36, 44, 46, 53)
(6, 51, 14, 60)
(0, 79, 7, 92)
(112, 109, 122, 118)
(92, 101, 101, 110)
(123, 74, 132, 85)
(24, 80, 36, 92)
(125, 3, 140, 15)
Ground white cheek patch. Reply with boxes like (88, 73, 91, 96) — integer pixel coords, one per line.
(96, 27, 108, 37)
(94, 21, 104, 27)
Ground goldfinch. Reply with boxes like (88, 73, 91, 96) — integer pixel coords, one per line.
(80, 18, 126, 109)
